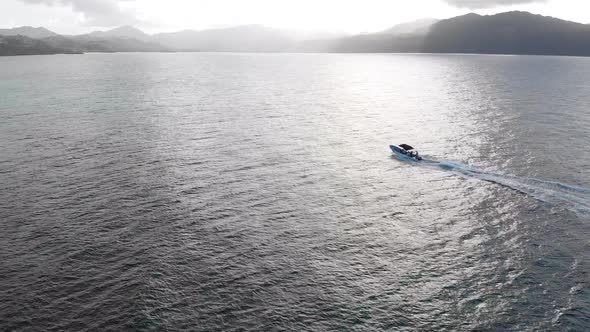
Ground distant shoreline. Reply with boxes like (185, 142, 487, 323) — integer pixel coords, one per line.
(3, 51, 590, 58)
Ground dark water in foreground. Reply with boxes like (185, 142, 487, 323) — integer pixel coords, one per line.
(1, 53, 590, 331)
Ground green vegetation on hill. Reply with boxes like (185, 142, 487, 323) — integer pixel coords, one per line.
(0, 35, 81, 56)
(44, 35, 170, 53)
(423, 11, 590, 56)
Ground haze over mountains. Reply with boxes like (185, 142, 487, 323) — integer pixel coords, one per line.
(2, 11, 590, 56)
(152, 25, 304, 52)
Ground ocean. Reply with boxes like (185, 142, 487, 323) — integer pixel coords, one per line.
(1, 52, 589, 331)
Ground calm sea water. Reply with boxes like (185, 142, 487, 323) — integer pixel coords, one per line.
(1, 53, 590, 331)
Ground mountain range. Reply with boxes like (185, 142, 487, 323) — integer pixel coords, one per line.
(2, 11, 590, 56)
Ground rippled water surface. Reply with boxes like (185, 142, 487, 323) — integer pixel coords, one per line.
(1, 53, 590, 331)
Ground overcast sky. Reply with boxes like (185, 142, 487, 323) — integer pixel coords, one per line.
(1, 0, 589, 34)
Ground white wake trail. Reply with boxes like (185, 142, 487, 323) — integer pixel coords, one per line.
(415, 157, 590, 214)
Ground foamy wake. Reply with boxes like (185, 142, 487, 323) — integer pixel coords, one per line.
(399, 155, 590, 215)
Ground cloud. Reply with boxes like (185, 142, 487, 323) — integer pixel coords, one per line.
(443, 0, 547, 9)
(19, 0, 139, 27)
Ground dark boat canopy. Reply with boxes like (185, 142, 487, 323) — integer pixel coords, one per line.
(399, 144, 414, 151)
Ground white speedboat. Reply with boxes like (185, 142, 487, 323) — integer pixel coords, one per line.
(390, 144, 423, 161)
